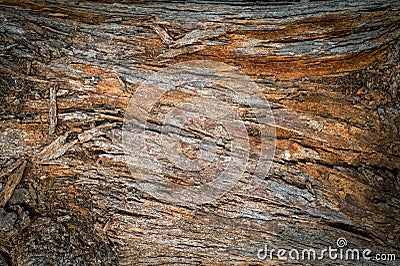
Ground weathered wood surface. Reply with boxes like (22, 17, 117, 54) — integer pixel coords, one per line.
(0, 0, 399, 265)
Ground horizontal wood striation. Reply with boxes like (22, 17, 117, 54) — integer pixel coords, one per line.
(0, 0, 399, 265)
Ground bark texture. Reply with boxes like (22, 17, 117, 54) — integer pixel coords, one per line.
(0, 0, 399, 265)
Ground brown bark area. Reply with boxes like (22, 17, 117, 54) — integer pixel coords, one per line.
(0, 0, 399, 265)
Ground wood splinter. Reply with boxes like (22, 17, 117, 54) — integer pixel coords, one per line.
(0, 160, 27, 208)
(0, 157, 26, 181)
(49, 84, 57, 134)
(151, 24, 174, 45)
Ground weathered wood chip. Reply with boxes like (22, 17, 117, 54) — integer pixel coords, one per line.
(171, 25, 234, 48)
(158, 45, 208, 59)
(151, 24, 174, 45)
(78, 123, 118, 143)
(0, 160, 27, 208)
(0, 157, 25, 181)
(37, 131, 78, 162)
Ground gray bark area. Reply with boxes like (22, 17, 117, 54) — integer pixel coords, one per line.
(0, 0, 399, 265)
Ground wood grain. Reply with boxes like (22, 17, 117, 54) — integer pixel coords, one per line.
(0, 0, 399, 265)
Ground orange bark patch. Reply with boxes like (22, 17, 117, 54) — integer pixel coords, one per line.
(177, 45, 387, 79)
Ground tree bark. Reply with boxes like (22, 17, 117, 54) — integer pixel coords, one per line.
(0, 0, 399, 265)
